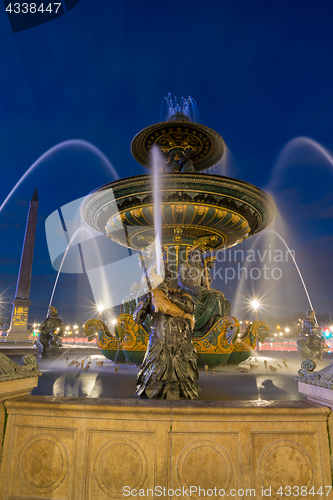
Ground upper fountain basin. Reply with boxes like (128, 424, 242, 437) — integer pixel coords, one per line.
(81, 173, 275, 251)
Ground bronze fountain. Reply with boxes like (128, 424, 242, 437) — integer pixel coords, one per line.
(82, 106, 275, 397)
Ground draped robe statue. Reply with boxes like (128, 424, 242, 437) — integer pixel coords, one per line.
(178, 247, 231, 336)
(134, 273, 200, 399)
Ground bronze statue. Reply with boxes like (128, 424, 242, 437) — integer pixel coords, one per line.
(164, 147, 195, 173)
(297, 310, 324, 361)
(178, 247, 231, 335)
(36, 306, 63, 358)
(134, 272, 200, 399)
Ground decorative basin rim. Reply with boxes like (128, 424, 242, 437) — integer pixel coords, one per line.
(81, 173, 275, 249)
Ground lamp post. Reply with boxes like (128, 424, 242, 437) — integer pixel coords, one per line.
(97, 305, 104, 321)
(251, 299, 260, 350)
(251, 300, 259, 321)
(285, 327, 290, 342)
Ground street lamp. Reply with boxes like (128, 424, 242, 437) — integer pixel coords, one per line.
(251, 300, 259, 321)
(285, 327, 290, 342)
(251, 299, 260, 350)
(97, 305, 104, 321)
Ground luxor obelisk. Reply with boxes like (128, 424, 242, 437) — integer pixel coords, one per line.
(6, 189, 38, 343)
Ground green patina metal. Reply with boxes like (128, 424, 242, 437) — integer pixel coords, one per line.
(81, 110, 275, 375)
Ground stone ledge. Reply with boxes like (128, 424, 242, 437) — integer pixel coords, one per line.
(1, 395, 332, 500)
(0, 376, 39, 398)
(4, 395, 330, 422)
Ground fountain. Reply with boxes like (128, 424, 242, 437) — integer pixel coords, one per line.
(81, 104, 275, 375)
(2, 103, 333, 493)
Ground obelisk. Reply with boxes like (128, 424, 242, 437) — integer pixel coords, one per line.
(6, 189, 38, 343)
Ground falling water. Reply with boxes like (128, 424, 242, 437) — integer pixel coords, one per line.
(231, 217, 316, 323)
(266, 136, 333, 191)
(266, 229, 317, 323)
(205, 146, 233, 177)
(237, 339, 255, 355)
(49, 242, 72, 307)
(152, 146, 163, 276)
(49, 224, 105, 307)
(0, 139, 119, 213)
(230, 136, 333, 320)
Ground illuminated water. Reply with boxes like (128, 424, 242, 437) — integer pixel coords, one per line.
(160, 93, 201, 123)
(266, 229, 316, 317)
(152, 146, 163, 276)
(49, 225, 104, 308)
(0, 139, 119, 213)
(266, 136, 333, 192)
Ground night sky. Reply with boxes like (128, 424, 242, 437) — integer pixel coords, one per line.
(0, 0, 333, 325)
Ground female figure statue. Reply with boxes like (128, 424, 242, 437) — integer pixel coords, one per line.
(134, 272, 200, 399)
(178, 247, 231, 336)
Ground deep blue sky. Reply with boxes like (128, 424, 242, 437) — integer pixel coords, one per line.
(0, 0, 333, 324)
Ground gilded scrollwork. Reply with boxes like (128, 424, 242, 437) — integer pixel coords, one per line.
(117, 313, 149, 352)
(234, 321, 270, 351)
(84, 319, 122, 351)
(193, 316, 240, 354)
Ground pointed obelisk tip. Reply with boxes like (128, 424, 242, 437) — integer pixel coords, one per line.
(31, 188, 38, 202)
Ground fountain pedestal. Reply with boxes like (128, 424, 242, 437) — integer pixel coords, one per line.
(0, 397, 331, 499)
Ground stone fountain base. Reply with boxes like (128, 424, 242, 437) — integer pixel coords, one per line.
(0, 396, 331, 499)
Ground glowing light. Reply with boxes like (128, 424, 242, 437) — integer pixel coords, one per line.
(74, 325, 78, 329)
(97, 305, 104, 313)
(285, 328, 290, 333)
(33, 323, 37, 328)
(251, 300, 259, 311)
(66, 326, 69, 330)
(111, 319, 117, 326)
